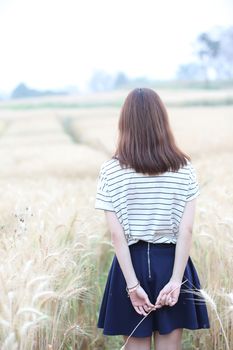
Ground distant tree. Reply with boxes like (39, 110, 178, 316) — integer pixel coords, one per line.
(114, 72, 129, 89)
(11, 83, 38, 98)
(89, 70, 114, 92)
(11, 83, 66, 99)
(196, 32, 220, 84)
(176, 63, 204, 80)
(177, 26, 233, 83)
(216, 26, 233, 79)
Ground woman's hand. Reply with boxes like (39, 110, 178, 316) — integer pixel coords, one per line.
(129, 286, 158, 316)
(155, 280, 181, 307)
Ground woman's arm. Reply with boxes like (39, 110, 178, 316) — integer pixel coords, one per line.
(155, 198, 197, 307)
(104, 211, 156, 315)
(170, 197, 196, 283)
(105, 211, 138, 287)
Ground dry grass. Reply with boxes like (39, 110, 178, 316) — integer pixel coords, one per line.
(0, 177, 111, 349)
(0, 89, 232, 349)
(69, 105, 233, 159)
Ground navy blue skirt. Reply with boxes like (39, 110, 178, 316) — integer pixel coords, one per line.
(97, 240, 210, 337)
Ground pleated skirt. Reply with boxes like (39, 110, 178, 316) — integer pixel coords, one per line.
(97, 240, 210, 337)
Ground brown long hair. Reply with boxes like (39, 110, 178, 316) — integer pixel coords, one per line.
(113, 88, 190, 174)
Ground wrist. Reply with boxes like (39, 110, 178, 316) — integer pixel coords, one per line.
(126, 278, 139, 289)
(126, 280, 140, 296)
(170, 276, 182, 284)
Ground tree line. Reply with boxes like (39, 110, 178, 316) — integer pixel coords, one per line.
(9, 26, 233, 98)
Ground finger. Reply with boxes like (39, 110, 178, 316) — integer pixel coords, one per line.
(154, 301, 163, 308)
(154, 298, 162, 306)
(166, 294, 176, 306)
(165, 295, 172, 306)
(138, 306, 147, 316)
(144, 304, 155, 312)
(153, 301, 162, 309)
(156, 291, 164, 304)
(157, 288, 170, 304)
(170, 298, 177, 306)
(163, 294, 170, 305)
(145, 297, 155, 309)
(143, 304, 151, 312)
(157, 286, 171, 300)
(159, 294, 167, 305)
(146, 305, 156, 312)
(134, 306, 142, 315)
(155, 297, 162, 306)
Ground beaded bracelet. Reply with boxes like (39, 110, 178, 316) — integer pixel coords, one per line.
(126, 280, 140, 296)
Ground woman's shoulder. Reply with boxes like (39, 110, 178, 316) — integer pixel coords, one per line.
(179, 159, 199, 181)
(99, 157, 121, 173)
(100, 157, 196, 178)
(184, 159, 197, 171)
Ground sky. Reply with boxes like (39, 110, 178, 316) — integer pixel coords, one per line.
(0, 0, 232, 93)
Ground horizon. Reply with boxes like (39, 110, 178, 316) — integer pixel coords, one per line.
(0, 0, 232, 94)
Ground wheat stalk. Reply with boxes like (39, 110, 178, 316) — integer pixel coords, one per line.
(181, 279, 230, 350)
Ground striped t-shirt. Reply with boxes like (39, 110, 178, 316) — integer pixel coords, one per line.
(95, 158, 200, 246)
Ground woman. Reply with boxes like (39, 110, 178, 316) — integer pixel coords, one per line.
(95, 88, 210, 350)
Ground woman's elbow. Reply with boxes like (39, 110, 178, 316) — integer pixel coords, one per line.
(186, 227, 193, 240)
(110, 230, 124, 245)
(179, 225, 193, 239)
(111, 230, 119, 244)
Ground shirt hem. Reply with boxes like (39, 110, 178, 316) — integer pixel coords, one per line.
(186, 190, 200, 202)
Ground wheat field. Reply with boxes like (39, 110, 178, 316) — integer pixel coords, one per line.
(0, 89, 232, 349)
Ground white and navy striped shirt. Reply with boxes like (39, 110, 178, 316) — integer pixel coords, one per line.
(95, 158, 200, 246)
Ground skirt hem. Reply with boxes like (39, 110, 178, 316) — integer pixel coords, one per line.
(98, 324, 211, 337)
(97, 241, 210, 337)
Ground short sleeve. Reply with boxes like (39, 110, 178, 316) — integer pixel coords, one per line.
(186, 163, 200, 201)
(95, 164, 115, 211)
